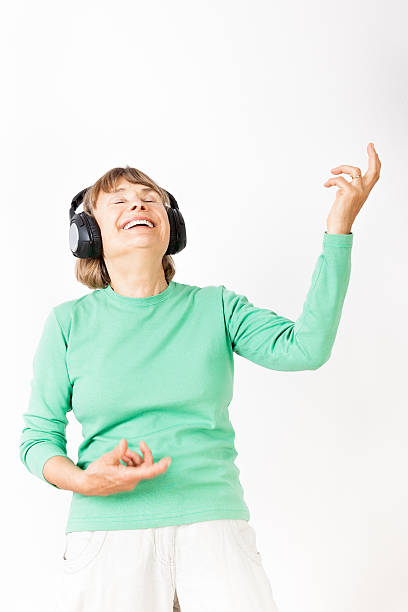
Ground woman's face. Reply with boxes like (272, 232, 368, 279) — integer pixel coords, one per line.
(93, 179, 171, 259)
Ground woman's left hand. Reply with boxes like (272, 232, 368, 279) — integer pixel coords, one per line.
(323, 142, 381, 234)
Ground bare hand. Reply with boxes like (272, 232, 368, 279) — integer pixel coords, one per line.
(78, 438, 172, 496)
(323, 142, 381, 234)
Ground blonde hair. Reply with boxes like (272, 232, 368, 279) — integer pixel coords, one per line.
(74, 166, 176, 290)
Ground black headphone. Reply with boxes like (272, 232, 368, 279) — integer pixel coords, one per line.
(69, 186, 187, 258)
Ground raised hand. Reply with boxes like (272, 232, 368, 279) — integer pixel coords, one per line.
(323, 142, 381, 234)
(78, 438, 172, 496)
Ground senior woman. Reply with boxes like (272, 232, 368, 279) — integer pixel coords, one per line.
(20, 143, 381, 612)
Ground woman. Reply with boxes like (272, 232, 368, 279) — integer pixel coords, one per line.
(20, 143, 381, 612)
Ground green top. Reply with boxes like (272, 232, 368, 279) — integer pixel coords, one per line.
(20, 231, 353, 534)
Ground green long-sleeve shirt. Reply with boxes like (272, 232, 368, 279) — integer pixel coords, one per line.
(20, 231, 353, 534)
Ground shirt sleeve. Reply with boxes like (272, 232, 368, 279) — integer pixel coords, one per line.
(222, 231, 353, 371)
(19, 307, 73, 488)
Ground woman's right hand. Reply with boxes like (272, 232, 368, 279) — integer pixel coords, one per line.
(78, 438, 172, 496)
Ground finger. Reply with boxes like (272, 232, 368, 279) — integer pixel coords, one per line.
(136, 457, 172, 481)
(114, 438, 128, 457)
(323, 176, 351, 189)
(104, 438, 128, 465)
(124, 457, 172, 482)
(121, 453, 135, 467)
(123, 449, 143, 466)
(330, 164, 362, 178)
(366, 141, 381, 181)
(139, 440, 153, 466)
(124, 449, 142, 463)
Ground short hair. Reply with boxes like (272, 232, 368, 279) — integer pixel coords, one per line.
(74, 165, 176, 289)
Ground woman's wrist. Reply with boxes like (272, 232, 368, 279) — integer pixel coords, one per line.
(43, 455, 87, 493)
(326, 226, 352, 234)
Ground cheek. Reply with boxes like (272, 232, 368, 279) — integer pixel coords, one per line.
(161, 212, 170, 233)
(99, 215, 117, 233)
(98, 223, 117, 245)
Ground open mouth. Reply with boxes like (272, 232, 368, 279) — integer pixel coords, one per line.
(121, 219, 156, 231)
(123, 225, 154, 230)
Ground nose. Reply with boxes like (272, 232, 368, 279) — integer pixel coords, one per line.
(128, 200, 147, 210)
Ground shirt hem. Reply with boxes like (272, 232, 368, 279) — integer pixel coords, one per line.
(65, 506, 250, 534)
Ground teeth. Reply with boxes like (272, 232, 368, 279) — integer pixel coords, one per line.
(123, 219, 154, 230)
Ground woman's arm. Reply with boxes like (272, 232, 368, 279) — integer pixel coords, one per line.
(42, 455, 85, 492)
(19, 308, 74, 489)
(222, 230, 353, 371)
(222, 142, 381, 372)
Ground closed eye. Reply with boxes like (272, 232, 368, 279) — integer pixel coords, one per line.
(114, 200, 154, 204)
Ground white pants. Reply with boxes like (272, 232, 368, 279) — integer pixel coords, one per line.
(54, 519, 280, 612)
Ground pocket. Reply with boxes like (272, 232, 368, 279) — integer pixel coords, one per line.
(228, 519, 263, 565)
(62, 530, 108, 574)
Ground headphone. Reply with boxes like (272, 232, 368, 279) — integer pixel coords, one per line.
(69, 186, 187, 259)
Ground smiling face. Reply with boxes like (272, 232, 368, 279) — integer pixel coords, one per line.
(93, 179, 171, 260)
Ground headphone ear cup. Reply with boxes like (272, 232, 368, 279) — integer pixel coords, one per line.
(69, 211, 103, 259)
(165, 206, 187, 255)
(85, 214, 103, 258)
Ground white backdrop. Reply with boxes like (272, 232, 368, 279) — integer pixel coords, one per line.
(3, 1, 407, 611)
